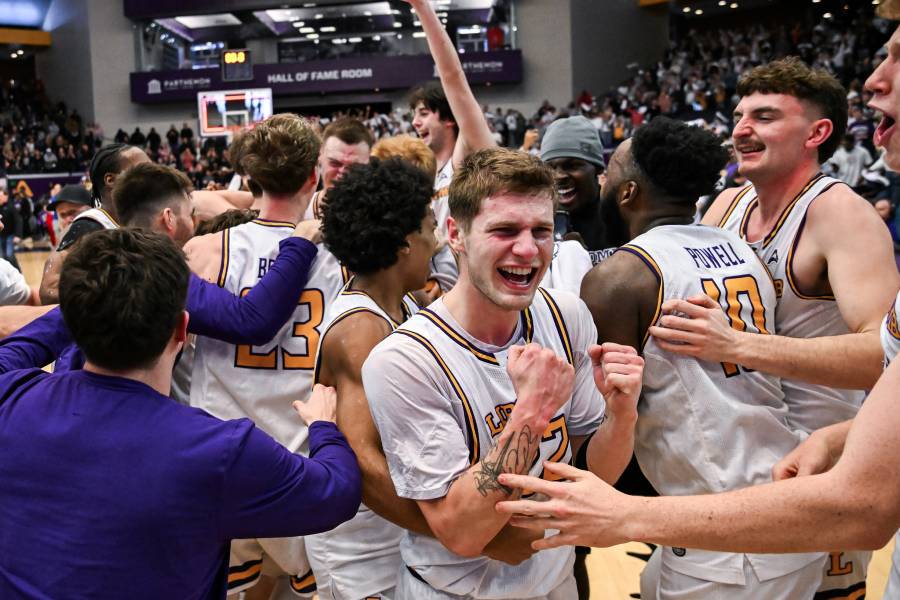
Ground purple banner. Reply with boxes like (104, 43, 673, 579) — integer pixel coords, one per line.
(131, 50, 523, 104)
(5, 173, 83, 201)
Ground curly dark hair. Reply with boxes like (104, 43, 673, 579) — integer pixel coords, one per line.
(630, 117, 728, 203)
(737, 57, 847, 162)
(60, 229, 189, 371)
(322, 157, 432, 275)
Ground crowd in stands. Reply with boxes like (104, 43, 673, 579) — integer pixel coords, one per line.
(1, 3, 898, 256)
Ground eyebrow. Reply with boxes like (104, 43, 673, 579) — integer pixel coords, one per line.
(733, 106, 783, 118)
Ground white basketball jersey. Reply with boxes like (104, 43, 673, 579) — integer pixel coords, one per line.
(628, 224, 823, 582)
(430, 160, 459, 292)
(881, 291, 900, 367)
(364, 289, 605, 599)
(719, 175, 865, 432)
(74, 207, 118, 229)
(306, 282, 418, 600)
(190, 219, 347, 453)
(540, 240, 593, 295)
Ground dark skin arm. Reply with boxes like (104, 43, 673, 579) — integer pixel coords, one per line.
(580, 250, 660, 350)
(319, 313, 540, 564)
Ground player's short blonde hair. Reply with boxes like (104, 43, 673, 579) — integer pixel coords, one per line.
(449, 147, 557, 231)
(879, 0, 900, 19)
(371, 135, 437, 180)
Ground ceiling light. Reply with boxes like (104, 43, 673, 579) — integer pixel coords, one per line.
(9, 53, 16, 59)
(306, 32, 319, 38)
(694, 8, 703, 14)
(300, 26, 315, 33)
(413, 20, 421, 26)
(315, 13, 324, 19)
(823, 11, 833, 17)
(320, 26, 336, 32)
(364, 11, 372, 16)
(332, 38, 345, 44)
(16, 50, 23, 55)
(719, 0, 726, 5)
(413, 31, 426, 37)
(349, 37, 362, 42)
(398, 33, 403, 39)
(730, 2, 738, 7)
(292, 21, 306, 27)
(393, 21, 402, 27)
(373, 35, 381, 40)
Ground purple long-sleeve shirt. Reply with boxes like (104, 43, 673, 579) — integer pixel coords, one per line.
(0, 309, 361, 599)
(54, 236, 318, 371)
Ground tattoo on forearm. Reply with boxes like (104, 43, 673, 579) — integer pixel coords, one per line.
(473, 426, 539, 497)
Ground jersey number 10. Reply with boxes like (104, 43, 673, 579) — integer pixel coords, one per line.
(700, 275, 769, 378)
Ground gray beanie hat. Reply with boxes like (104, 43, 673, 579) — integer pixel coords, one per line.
(540, 115, 605, 167)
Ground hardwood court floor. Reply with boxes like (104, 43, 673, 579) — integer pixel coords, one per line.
(14, 249, 895, 599)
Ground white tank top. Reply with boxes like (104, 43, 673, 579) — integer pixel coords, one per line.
(430, 160, 459, 292)
(73, 207, 118, 229)
(629, 224, 823, 581)
(305, 281, 418, 600)
(882, 291, 900, 366)
(190, 218, 347, 453)
(719, 175, 865, 432)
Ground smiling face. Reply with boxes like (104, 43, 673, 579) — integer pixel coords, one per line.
(866, 25, 900, 171)
(412, 101, 455, 156)
(731, 92, 828, 181)
(450, 192, 554, 312)
(319, 136, 370, 190)
(545, 156, 600, 215)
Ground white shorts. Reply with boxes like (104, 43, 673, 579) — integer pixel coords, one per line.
(228, 536, 315, 597)
(654, 551, 825, 600)
(394, 564, 576, 600)
(814, 550, 871, 598)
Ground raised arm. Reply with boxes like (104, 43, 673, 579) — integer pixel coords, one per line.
(406, 0, 495, 165)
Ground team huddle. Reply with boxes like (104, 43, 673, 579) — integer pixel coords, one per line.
(2, 0, 900, 599)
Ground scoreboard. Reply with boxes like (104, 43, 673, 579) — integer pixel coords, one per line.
(222, 49, 253, 82)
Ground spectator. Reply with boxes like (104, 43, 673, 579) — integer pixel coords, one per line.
(827, 134, 874, 188)
(130, 127, 146, 148)
(47, 184, 92, 232)
(0, 186, 21, 271)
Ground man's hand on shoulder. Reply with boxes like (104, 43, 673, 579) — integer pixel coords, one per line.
(293, 384, 337, 426)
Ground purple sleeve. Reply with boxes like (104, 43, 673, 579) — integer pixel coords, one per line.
(218, 420, 361, 540)
(186, 237, 317, 345)
(0, 307, 73, 373)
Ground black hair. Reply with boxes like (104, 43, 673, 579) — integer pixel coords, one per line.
(408, 81, 460, 137)
(630, 117, 728, 202)
(89, 143, 132, 202)
(59, 229, 189, 371)
(322, 157, 432, 275)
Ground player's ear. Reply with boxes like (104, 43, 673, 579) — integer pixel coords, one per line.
(447, 217, 464, 253)
(620, 181, 638, 207)
(807, 118, 833, 152)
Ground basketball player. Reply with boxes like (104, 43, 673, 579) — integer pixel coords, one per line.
(304, 157, 433, 600)
(405, 0, 496, 294)
(185, 114, 345, 598)
(361, 148, 643, 599)
(39, 143, 151, 304)
(493, 4, 900, 560)
(648, 57, 899, 597)
(303, 118, 374, 220)
(581, 117, 824, 598)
